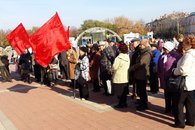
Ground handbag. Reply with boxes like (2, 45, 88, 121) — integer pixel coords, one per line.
(77, 74, 86, 85)
(166, 75, 186, 92)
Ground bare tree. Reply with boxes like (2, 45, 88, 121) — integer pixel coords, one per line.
(113, 16, 134, 37)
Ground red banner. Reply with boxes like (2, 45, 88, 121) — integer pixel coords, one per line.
(30, 12, 71, 68)
(6, 23, 31, 55)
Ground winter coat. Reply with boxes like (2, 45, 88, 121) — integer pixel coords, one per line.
(158, 50, 181, 88)
(58, 51, 68, 67)
(112, 53, 130, 83)
(90, 51, 101, 79)
(67, 48, 78, 80)
(0, 50, 8, 67)
(150, 49, 161, 73)
(131, 47, 151, 81)
(18, 53, 32, 71)
(129, 47, 140, 84)
(100, 46, 115, 79)
(130, 46, 140, 66)
(174, 49, 195, 91)
(75, 55, 89, 81)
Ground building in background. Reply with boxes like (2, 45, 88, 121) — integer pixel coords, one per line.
(182, 12, 195, 35)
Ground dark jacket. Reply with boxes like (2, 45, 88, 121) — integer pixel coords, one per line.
(130, 46, 140, 66)
(58, 51, 67, 67)
(19, 52, 32, 71)
(131, 47, 152, 80)
(100, 46, 115, 79)
(90, 51, 101, 79)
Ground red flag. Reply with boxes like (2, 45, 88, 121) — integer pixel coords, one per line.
(30, 12, 71, 68)
(6, 23, 31, 55)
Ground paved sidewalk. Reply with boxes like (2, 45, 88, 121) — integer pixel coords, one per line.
(0, 111, 18, 130)
(0, 65, 195, 130)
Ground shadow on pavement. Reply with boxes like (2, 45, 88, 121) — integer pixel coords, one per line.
(51, 82, 175, 127)
(5, 65, 174, 127)
(7, 84, 37, 93)
(114, 101, 174, 126)
(50, 80, 118, 106)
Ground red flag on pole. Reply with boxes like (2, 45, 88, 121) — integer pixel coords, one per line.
(6, 23, 31, 55)
(30, 12, 71, 68)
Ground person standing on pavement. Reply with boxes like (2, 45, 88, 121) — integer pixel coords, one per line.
(75, 46, 89, 100)
(172, 35, 195, 128)
(58, 51, 69, 80)
(1, 50, 10, 74)
(49, 56, 59, 87)
(18, 50, 32, 84)
(89, 44, 101, 92)
(67, 47, 78, 87)
(158, 41, 181, 114)
(149, 44, 161, 94)
(32, 54, 42, 83)
(130, 39, 151, 111)
(0, 47, 12, 82)
(112, 43, 130, 108)
(129, 38, 140, 99)
(99, 41, 116, 96)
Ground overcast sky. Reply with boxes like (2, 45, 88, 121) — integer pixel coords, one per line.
(0, 0, 194, 30)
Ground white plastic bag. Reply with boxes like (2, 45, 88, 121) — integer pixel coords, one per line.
(106, 80, 112, 94)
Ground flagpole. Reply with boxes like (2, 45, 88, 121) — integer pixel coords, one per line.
(73, 79, 76, 99)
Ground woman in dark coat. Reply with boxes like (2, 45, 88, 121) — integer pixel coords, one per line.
(89, 44, 101, 92)
(19, 51, 32, 83)
(158, 41, 181, 113)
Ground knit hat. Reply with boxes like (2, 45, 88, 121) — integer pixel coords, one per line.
(79, 46, 88, 53)
(119, 43, 128, 53)
(163, 41, 175, 51)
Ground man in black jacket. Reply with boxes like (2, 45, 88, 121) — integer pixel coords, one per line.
(99, 41, 116, 96)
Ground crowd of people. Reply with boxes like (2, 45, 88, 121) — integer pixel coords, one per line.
(0, 34, 195, 128)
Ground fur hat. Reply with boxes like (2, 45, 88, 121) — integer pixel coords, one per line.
(163, 41, 175, 51)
